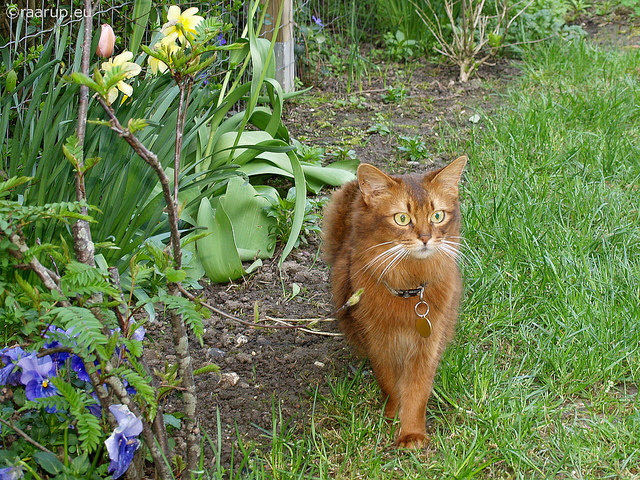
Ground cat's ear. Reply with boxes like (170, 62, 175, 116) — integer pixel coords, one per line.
(357, 164, 397, 205)
(431, 156, 468, 195)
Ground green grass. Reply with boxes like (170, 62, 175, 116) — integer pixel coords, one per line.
(233, 40, 640, 479)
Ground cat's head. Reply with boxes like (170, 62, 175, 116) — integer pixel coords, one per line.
(356, 156, 467, 264)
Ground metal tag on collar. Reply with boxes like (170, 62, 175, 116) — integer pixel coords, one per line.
(415, 287, 432, 338)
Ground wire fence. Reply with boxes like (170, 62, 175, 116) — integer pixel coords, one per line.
(0, 0, 374, 89)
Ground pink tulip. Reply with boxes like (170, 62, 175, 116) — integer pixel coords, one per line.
(96, 24, 116, 58)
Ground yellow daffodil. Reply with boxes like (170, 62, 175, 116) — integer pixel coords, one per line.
(101, 51, 142, 103)
(148, 38, 180, 75)
(161, 6, 203, 45)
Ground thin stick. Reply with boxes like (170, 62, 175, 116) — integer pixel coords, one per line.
(0, 418, 55, 455)
(177, 284, 353, 336)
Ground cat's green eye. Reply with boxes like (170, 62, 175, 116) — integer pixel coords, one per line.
(431, 211, 445, 224)
(394, 213, 411, 226)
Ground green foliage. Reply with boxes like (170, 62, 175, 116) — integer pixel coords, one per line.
(49, 378, 103, 453)
(294, 15, 327, 86)
(508, 0, 587, 47)
(617, 0, 640, 16)
(383, 30, 418, 62)
(293, 139, 325, 164)
(380, 84, 408, 104)
(264, 187, 326, 250)
(397, 135, 429, 162)
(376, 0, 435, 42)
(328, 147, 357, 162)
(367, 113, 394, 136)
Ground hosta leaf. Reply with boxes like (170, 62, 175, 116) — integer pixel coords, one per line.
(219, 177, 276, 261)
(196, 197, 244, 282)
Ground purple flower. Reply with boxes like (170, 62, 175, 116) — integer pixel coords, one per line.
(87, 392, 102, 417)
(17, 352, 54, 385)
(0, 465, 24, 480)
(0, 346, 25, 386)
(43, 326, 71, 367)
(16, 352, 59, 412)
(312, 15, 323, 27)
(217, 32, 226, 46)
(71, 355, 91, 382)
(105, 405, 143, 479)
(132, 325, 146, 342)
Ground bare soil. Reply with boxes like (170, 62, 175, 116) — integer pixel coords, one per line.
(144, 19, 639, 473)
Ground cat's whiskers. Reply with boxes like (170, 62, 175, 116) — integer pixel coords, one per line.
(441, 238, 474, 266)
(364, 241, 395, 252)
(437, 239, 470, 264)
(436, 244, 460, 262)
(356, 243, 409, 281)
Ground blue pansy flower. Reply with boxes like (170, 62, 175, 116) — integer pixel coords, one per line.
(312, 15, 323, 27)
(105, 404, 143, 479)
(43, 326, 71, 367)
(0, 346, 25, 386)
(71, 354, 91, 382)
(132, 325, 146, 342)
(0, 464, 24, 480)
(16, 352, 59, 412)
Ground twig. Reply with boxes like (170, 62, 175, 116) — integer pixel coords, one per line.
(71, 0, 96, 267)
(95, 95, 182, 268)
(177, 284, 349, 336)
(6, 231, 71, 307)
(0, 418, 56, 455)
(264, 316, 343, 336)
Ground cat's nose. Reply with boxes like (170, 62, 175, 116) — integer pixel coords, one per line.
(418, 234, 431, 244)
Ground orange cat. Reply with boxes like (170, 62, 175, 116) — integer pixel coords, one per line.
(322, 157, 467, 448)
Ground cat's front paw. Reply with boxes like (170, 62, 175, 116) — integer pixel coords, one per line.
(396, 432, 428, 449)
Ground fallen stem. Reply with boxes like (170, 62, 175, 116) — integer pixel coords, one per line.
(0, 418, 56, 455)
(177, 284, 357, 336)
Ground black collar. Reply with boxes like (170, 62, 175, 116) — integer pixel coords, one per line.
(383, 282, 426, 298)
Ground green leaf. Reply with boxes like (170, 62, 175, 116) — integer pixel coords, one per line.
(279, 149, 306, 265)
(219, 176, 276, 261)
(34, 451, 64, 475)
(129, 0, 153, 54)
(70, 71, 100, 91)
(193, 363, 221, 376)
(128, 118, 149, 134)
(166, 267, 187, 283)
(196, 197, 245, 283)
(5, 69, 17, 92)
(163, 413, 182, 429)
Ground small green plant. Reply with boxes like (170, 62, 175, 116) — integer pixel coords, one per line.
(595, 0, 614, 15)
(329, 147, 357, 162)
(367, 113, 394, 136)
(383, 30, 419, 62)
(295, 14, 327, 85)
(265, 188, 326, 250)
(397, 135, 429, 161)
(293, 139, 325, 164)
(335, 95, 368, 109)
(617, 0, 640, 16)
(381, 84, 408, 104)
(565, 0, 592, 21)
